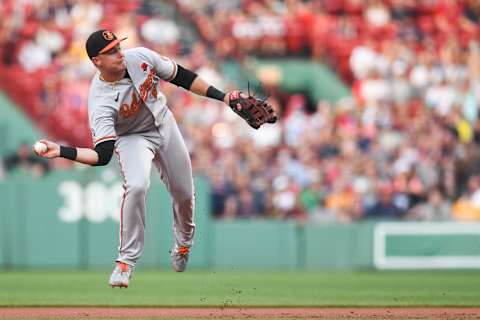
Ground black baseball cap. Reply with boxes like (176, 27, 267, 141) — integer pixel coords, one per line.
(85, 29, 127, 59)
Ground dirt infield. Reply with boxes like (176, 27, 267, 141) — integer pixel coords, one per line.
(1, 307, 480, 319)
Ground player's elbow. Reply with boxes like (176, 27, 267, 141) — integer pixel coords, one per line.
(92, 140, 115, 167)
(92, 157, 111, 166)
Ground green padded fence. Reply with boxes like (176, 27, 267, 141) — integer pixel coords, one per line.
(2, 169, 480, 270)
(0, 166, 211, 269)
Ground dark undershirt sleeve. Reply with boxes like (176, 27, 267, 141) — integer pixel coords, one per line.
(92, 140, 115, 166)
(169, 64, 198, 90)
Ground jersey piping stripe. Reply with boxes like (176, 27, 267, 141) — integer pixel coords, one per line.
(94, 135, 117, 145)
(165, 60, 178, 82)
(114, 149, 126, 257)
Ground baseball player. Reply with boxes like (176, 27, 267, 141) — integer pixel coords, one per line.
(34, 30, 276, 288)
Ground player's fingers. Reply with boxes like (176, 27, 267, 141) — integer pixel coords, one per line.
(41, 140, 56, 149)
(236, 103, 242, 111)
(32, 144, 39, 156)
(39, 139, 50, 147)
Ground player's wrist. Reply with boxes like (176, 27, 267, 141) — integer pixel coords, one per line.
(206, 85, 226, 103)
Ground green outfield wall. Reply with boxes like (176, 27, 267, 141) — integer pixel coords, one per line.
(0, 167, 211, 269)
(2, 170, 480, 270)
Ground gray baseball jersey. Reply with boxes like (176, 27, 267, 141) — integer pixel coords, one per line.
(88, 47, 195, 267)
(88, 47, 177, 146)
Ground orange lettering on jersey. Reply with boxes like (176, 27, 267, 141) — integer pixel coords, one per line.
(139, 68, 158, 102)
(119, 91, 141, 118)
(151, 84, 157, 99)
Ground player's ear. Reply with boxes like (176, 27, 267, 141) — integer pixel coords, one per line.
(91, 56, 101, 68)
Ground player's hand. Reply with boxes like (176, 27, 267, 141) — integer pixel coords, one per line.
(223, 92, 231, 105)
(225, 89, 277, 129)
(33, 139, 60, 158)
(224, 90, 243, 111)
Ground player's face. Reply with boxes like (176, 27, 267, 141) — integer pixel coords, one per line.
(93, 44, 126, 73)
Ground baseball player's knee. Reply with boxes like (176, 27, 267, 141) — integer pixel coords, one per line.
(126, 181, 149, 197)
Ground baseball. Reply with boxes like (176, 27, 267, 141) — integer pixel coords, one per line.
(34, 142, 48, 154)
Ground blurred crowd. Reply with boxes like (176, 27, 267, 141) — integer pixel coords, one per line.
(176, 0, 480, 81)
(1, 0, 480, 222)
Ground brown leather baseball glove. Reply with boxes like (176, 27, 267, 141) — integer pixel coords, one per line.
(228, 87, 277, 129)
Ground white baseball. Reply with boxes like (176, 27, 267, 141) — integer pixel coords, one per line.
(34, 142, 48, 154)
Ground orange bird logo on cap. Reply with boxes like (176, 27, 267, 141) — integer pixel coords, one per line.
(102, 31, 114, 40)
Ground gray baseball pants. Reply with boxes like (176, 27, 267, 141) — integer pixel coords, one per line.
(113, 110, 195, 266)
